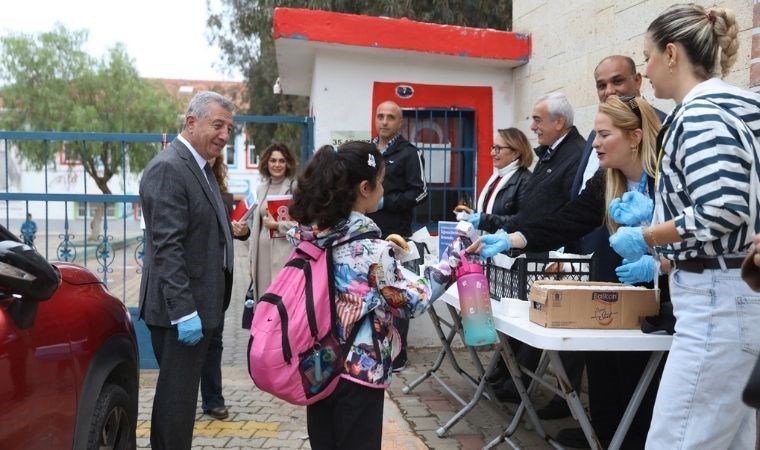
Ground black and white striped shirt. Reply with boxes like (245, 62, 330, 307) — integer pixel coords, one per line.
(654, 78, 760, 260)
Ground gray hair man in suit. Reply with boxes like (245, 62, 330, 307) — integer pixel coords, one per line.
(139, 91, 235, 450)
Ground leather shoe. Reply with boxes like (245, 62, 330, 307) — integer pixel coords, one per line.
(204, 406, 229, 420)
(537, 397, 571, 420)
(492, 377, 530, 403)
(555, 427, 611, 449)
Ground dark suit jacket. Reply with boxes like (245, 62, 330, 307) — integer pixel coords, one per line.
(502, 126, 585, 253)
(138, 139, 231, 329)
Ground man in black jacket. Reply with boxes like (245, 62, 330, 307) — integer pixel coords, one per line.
(367, 100, 427, 371)
(490, 92, 585, 401)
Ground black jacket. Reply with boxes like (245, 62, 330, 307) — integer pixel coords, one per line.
(500, 126, 585, 252)
(478, 168, 532, 233)
(367, 135, 427, 237)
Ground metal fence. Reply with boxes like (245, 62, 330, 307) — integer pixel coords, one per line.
(0, 115, 314, 307)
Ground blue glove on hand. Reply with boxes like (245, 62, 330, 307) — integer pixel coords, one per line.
(616, 255, 657, 284)
(377, 196, 384, 210)
(480, 231, 511, 259)
(608, 191, 654, 226)
(177, 315, 203, 346)
(609, 226, 649, 261)
(468, 213, 481, 229)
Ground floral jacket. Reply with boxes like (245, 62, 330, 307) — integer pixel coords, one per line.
(288, 211, 453, 388)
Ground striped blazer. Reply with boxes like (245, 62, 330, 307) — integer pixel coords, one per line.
(654, 78, 760, 260)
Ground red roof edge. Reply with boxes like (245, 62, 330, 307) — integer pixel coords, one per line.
(273, 7, 530, 63)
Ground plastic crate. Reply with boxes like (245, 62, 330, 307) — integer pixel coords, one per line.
(401, 240, 430, 275)
(485, 252, 596, 300)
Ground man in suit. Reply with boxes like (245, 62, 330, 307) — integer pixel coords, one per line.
(139, 91, 235, 450)
(490, 92, 586, 402)
(367, 100, 427, 372)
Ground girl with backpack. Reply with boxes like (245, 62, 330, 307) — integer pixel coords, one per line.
(608, 4, 760, 448)
(287, 141, 455, 450)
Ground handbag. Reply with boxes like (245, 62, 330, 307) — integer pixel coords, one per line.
(241, 280, 255, 329)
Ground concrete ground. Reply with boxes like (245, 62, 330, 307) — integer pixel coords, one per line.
(134, 241, 578, 449)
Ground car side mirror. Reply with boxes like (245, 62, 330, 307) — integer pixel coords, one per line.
(0, 240, 59, 302)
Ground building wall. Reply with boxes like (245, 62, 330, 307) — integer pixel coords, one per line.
(308, 47, 516, 147)
(511, 0, 754, 142)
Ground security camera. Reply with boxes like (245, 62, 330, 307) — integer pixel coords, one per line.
(273, 77, 282, 95)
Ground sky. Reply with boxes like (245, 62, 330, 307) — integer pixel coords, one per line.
(0, 0, 243, 81)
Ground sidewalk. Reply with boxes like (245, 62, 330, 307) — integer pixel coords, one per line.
(135, 241, 573, 449)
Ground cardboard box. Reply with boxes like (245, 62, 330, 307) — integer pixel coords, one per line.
(528, 280, 659, 329)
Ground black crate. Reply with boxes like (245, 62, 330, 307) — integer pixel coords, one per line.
(485, 252, 596, 300)
(401, 240, 430, 274)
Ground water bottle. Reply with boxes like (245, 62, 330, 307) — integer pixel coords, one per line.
(456, 250, 498, 346)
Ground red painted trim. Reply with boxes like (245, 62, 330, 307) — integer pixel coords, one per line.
(372, 82, 493, 192)
(274, 7, 530, 63)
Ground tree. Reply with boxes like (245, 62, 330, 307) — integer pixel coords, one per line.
(207, 1, 512, 156)
(0, 25, 182, 236)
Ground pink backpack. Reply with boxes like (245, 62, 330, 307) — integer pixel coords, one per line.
(248, 234, 369, 405)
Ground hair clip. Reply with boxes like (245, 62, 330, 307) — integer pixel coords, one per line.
(706, 10, 716, 24)
(367, 154, 376, 168)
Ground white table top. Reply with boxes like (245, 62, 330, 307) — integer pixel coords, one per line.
(440, 284, 672, 352)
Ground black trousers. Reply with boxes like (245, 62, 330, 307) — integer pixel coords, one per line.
(201, 270, 233, 410)
(200, 320, 225, 410)
(149, 325, 212, 450)
(306, 378, 385, 450)
(586, 350, 665, 447)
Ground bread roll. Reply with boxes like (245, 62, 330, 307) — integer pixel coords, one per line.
(453, 204, 473, 214)
(385, 234, 409, 251)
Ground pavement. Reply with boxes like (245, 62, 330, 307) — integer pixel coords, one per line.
(134, 240, 579, 449)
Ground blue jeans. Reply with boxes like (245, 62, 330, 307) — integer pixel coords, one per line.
(646, 267, 760, 449)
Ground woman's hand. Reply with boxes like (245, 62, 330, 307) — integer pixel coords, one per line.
(263, 212, 278, 230)
(231, 220, 249, 237)
(466, 230, 511, 259)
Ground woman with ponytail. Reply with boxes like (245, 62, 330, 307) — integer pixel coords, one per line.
(607, 4, 760, 448)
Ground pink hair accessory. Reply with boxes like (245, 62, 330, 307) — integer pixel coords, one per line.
(706, 10, 716, 24)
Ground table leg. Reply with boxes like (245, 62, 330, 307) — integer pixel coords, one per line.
(436, 349, 502, 437)
(483, 332, 552, 449)
(402, 307, 468, 395)
(607, 351, 664, 450)
(546, 351, 602, 450)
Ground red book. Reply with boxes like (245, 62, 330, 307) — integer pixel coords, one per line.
(266, 194, 292, 238)
(230, 191, 258, 221)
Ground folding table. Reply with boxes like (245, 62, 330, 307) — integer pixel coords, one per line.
(440, 290, 672, 450)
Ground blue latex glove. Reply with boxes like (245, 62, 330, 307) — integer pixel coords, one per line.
(609, 226, 649, 261)
(468, 213, 481, 229)
(608, 191, 654, 226)
(480, 231, 511, 259)
(616, 255, 657, 284)
(177, 315, 203, 346)
(377, 196, 384, 210)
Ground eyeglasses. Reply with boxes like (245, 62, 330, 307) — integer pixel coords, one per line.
(618, 95, 642, 122)
(490, 144, 511, 153)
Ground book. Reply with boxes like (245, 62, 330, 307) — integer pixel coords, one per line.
(265, 194, 292, 238)
(230, 191, 258, 222)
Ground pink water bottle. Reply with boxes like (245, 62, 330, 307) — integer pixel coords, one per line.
(456, 251, 497, 346)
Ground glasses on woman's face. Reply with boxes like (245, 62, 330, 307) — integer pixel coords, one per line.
(490, 144, 511, 153)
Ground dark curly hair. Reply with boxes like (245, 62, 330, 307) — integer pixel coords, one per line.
(290, 141, 384, 229)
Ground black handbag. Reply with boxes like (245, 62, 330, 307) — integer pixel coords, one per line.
(241, 280, 255, 329)
(743, 355, 760, 408)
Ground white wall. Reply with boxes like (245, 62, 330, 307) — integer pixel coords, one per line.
(511, 0, 754, 143)
(309, 46, 517, 149)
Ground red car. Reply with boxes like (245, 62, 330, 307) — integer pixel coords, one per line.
(0, 226, 138, 450)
